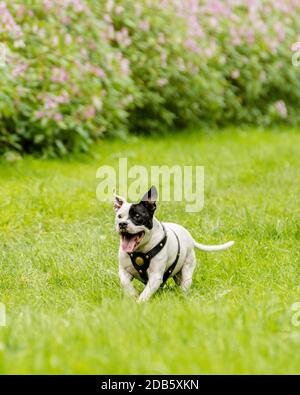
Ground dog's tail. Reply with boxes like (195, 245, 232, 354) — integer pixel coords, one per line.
(193, 240, 234, 252)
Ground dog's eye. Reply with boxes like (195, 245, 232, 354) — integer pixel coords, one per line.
(135, 214, 140, 218)
(118, 214, 122, 219)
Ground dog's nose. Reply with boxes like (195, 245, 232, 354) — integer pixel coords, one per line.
(119, 221, 128, 230)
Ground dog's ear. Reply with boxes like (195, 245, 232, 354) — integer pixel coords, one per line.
(113, 193, 126, 212)
(140, 186, 158, 212)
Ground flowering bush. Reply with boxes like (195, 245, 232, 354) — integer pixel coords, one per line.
(1, 0, 300, 155)
(0, 0, 135, 155)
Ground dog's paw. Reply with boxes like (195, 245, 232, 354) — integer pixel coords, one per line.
(127, 291, 138, 299)
(137, 294, 149, 303)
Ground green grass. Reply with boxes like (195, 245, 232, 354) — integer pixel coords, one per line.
(0, 128, 300, 374)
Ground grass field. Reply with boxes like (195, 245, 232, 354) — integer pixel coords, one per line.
(0, 128, 300, 374)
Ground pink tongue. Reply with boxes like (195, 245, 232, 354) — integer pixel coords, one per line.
(121, 235, 137, 253)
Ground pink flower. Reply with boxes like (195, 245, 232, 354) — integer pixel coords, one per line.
(157, 78, 168, 87)
(52, 36, 59, 46)
(53, 113, 63, 122)
(38, 29, 45, 39)
(12, 63, 28, 77)
(260, 71, 267, 82)
(126, 94, 133, 103)
(104, 14, 112, 23)
(91, 66, 106, 78)
(205, 48, 214, 58)
(115, 28, 131, 47)
(83, 106, 96, 119)
(69, 0, 86, 13)
(246, 31, 255, 44)
(16, 5, 26, 19)
(139, 20, 149, 32)
(51, 67, 69, 83)
(65, 34, 72, 45)
(209, 17, 218, 28)
(232, 37, 241, 46)
(231, 70, 240, 79)
(56, 91, 69, 104)
(88, 40, 96, 50)
(275, 101, 287, 118)
(120, 58, 130, 76)
(0, 2, 23, 38)
(185, 39, 200, 53)
(44, 99, 57, 110)
(35, 111, 44, 119)
(158, 33, 165, 44)
(43, 0, 54, 10)
(17, 87, 25, 96)
(61, 16, 71, 25)
(274, 23, 285, 42)
(205, 41, 216, 58)
(80, 48, 88, 57)
(106, 0, 114, 13)
(291, 42, 300, 51)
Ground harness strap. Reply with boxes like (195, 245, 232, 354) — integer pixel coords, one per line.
(128, 223, 167, 284)
(128, 224, 180, 285)
(162, 229, 180, 284)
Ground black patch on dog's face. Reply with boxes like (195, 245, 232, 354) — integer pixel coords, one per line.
(128, 202, 155, 230)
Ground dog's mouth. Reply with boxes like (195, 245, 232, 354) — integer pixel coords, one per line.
(120, 231, 145, 253)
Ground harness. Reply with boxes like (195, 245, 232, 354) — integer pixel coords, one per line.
(128, 224, 180, 285)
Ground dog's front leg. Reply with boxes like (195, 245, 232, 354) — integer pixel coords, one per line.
(119, 267, 138, 297)
(138, 272, 163, 303)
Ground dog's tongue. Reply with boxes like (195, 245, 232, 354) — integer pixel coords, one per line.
(121, 234, 138, 253)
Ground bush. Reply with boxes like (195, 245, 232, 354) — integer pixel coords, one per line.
(0, 0, 300, 155)
(0, 0, 136, 156)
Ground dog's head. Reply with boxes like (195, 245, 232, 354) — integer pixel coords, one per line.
(114, 186, 158, 253)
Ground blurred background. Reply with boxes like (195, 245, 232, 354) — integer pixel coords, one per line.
(0, 0, 300, 157)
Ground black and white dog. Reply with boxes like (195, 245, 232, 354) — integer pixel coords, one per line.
(114, 186, 234, 302)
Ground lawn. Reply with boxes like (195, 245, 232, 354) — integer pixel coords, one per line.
(0, 128, 300, 374)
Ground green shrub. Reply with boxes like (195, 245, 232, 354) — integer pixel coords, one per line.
(0, 0, 300, 155)
(0, 0, 136, 156)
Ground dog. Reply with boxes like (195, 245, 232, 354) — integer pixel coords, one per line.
(114, 186, 234, 302)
